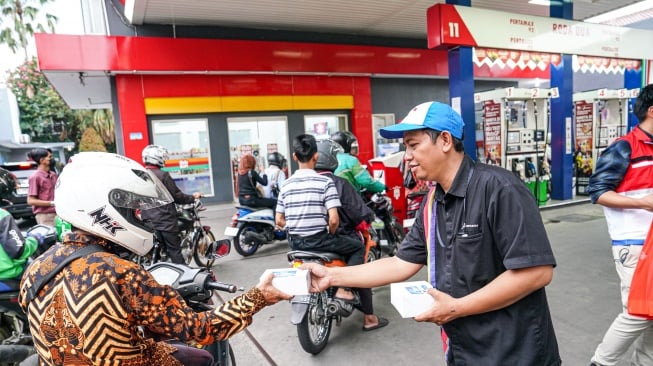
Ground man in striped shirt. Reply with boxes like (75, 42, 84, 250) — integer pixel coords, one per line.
(275, 134, 365, 302)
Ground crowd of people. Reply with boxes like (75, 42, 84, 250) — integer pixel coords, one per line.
(0, 84, 652, 365)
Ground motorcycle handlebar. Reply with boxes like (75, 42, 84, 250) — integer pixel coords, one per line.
(206, 281, 242, 293)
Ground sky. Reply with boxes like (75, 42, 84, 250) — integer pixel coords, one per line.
(0, 0, 84, 82)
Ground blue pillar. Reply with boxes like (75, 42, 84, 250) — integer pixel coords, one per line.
(446, 0, 476, 159)
(624, 67, 643, 130)
(549, 1, 574, 200)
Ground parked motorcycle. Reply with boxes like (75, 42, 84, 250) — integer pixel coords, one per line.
(225, 206, 286, 257)
(363, 191, 404, 259)
(0, 224, 57, 366)
(147, 239, 240, 365)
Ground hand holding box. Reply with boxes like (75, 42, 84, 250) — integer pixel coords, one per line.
(391, 281, 436, 318)
(262, 268, 310, 296)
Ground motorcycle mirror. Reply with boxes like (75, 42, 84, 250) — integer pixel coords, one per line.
(214, 239, 231, 259)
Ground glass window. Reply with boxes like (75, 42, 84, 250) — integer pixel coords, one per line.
(304, 114, 347, 140)
(151, 118, 214, 196)
(373, 113, 400, 157)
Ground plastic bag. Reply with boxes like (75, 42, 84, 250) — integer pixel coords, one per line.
(627, 223, 653, 319)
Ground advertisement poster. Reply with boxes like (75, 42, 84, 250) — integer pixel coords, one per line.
(165, 148, 213, 196)
(483, 100, 502, 166)
(575, 101, 594, 194)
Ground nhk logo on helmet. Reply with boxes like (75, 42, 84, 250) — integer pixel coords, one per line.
(89, 206, 126, 236)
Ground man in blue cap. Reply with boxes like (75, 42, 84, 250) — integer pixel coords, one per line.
(302, 101, 560, 365)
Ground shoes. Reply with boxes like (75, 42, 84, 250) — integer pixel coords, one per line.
(363, 316, 389, 332)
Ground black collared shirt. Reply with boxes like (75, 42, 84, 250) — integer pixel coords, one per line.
(398, 155, 560, 366)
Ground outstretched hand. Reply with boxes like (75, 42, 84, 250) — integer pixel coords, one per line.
(300, 263, 332, 293)
(256, 272, 293, 305)
(413, 288, 460, 325)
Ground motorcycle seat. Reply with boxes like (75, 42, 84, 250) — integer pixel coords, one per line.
(236, 205, 267, 211)
(287, 250, 345, 262)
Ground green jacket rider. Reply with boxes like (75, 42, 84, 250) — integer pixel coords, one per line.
(332, 131, 386, 193)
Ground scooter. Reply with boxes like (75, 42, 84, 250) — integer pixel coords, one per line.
(0, 224, 57, 366)
(224, 206, 286, 257)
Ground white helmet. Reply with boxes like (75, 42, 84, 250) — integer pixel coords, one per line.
(55, 152, 173, 255)
(142, 144, 169, 167)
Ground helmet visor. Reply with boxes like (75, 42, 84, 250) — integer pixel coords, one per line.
(108, 169, 173, 210)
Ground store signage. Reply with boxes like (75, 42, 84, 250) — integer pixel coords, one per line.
(427, 3, 653, 59)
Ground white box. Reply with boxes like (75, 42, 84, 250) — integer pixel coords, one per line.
(262, 268, 310, 296)
(390, 281, 435, 318)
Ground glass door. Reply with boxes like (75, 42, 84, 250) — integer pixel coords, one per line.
(227, 116, 289, 200)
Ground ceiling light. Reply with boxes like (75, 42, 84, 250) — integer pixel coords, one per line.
(584, 0, 653, 24)
(528, 0, 551, 5)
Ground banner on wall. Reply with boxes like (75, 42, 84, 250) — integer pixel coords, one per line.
(483, 100, 502, 166)
(575, 101, 594, 195)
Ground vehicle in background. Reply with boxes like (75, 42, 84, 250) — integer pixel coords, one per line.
(0, 161, 37, 221)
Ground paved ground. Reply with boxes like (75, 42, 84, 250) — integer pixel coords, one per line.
(197, 199, 634, 366)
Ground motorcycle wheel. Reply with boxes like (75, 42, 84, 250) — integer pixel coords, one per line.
(180, 233, 194, 266)
(297, 293, 332, 355)
(388, 219, 405, 256)
(193, 229, 216, 268)
(228, 346, 236, 366)
(233, 224, 261, 257)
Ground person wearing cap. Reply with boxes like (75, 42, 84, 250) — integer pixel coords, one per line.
(302, 101, 560, 365)
(26, 148, 58, 226)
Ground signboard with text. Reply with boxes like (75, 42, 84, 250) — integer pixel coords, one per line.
(427, 3, 653, 59)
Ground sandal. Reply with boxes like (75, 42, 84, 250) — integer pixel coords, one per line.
(362, 316, 389, 331)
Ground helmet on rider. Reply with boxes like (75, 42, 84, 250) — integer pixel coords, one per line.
(55, 152, 174, 256)
(330, 131, 358, 154)
(142, 145, 169, 167)
(315, 139, 343, 172)
(267, 152, 285, 168)
(0, 167, 17, 203)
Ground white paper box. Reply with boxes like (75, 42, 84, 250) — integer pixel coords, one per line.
(262, 268, 310, 296)
(390, 281, 435, 318)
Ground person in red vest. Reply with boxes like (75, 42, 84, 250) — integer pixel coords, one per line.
(587, 84, 653, 366)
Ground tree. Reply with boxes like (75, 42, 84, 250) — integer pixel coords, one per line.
(79, 127, 107, 152)
(6, 58, 117, 153)
(6, 57, 72, 142)
(0, 0, 57, 61)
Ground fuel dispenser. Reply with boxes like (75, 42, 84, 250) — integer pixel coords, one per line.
(572, 88, 637, 195)
(474, 87, 557, 205)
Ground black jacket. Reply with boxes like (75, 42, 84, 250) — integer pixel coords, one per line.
(318, 171, 373, 237)
(237, 170, 267, 199)
(141, 167, 195, 232)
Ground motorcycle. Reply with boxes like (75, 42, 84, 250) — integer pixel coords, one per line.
(0, 224, 57, 366)
(178, 199, 219, 268)
(286, 229, 377, 355)
(363, 191, 404, 260)
(146, 239, 241, 365)
(225, 206, 286, 257)
(287, 250, 356, 355)
(133, 199, 220, 268)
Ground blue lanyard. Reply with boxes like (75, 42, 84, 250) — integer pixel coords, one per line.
(428, 167, 474, 288)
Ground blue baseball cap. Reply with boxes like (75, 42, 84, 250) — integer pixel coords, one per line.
(380, 101, 465, 140)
